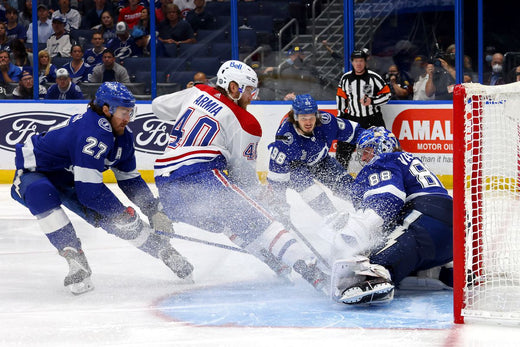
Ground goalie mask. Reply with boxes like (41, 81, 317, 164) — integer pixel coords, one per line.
(216, 60, 259, 100)
(356, 126, 399, 165)
(94, 82, 136, 121)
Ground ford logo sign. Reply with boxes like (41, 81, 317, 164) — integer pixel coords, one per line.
(0, 111, 71, 152)
(128, 112, 173, 154)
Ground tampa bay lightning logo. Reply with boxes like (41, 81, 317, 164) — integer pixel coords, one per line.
(282, 131, 293, 145)
(98, 118, 112, 132)
(320, 111, 332, 124)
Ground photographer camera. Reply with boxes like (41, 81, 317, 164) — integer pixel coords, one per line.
(383, 64, 412, 100)
(425, 46, 456, 100)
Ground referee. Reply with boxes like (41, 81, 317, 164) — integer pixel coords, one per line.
(336, 49, 391, 170)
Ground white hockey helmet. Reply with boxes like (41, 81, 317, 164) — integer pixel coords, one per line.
(216, 60, 258, 100)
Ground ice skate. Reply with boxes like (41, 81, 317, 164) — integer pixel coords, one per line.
(159, 247, 194, 280)
(293, 259, 330, 294)
(339, 276, 394, 305)
(59, 247, 94, 295)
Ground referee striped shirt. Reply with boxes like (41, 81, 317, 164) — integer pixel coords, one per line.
(336, 69, 391, 119)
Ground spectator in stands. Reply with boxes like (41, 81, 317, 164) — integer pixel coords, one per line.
(118, 0, 145, 29)
(46, 68, 84, 99)
(92, 11, 117, 42)
(135, 7, 151, 35)
(13, 68, 48, 99)
(0, 22, 11, 52)
(411, 55, 435, 101)
(46, 16, 74, 58)
(383, 64, 412, 100)
(19, 0, 33, 29)
(106, 21, 137, 60)
(6, 7, 27, 43)
(52, 0, 82, 31)
(186, 71, 207, 88)
(83, 0, 116, 30)
(174, 0, 195, 18)
(321, 39, 343, 62)
(38, 49, 58, 85)
(26, 4, 55, 45)
(131, 27, 151, 57)
(186, 0, 216, 33)
(513, 65, 520, 83)
(425, 46, 456, 100)
(63, 45, 92, 83)
(0, 49, 23, 84)
(10, 39, 33, 69)
(89, 48, 131, 83)
(484, 52, 505, 86)
(158, 4, 196, 46)
(156, 0, 173, 23)
(84, 32, 106, 67)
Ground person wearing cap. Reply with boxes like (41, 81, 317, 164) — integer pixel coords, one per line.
(89, 48, 131, 83)
(106, 21, 137, 60)
(13, 68, 47, 99)
(0, 49, 22, 84)
(130, 27, 151, 57)
(46, 16, 74, 58)
(26, 4, 54, 44)
(52, 0, 82, 31)
(118, 0, 145, 29)
(46, 67, 84, 99)
(335, 48, 391, 171)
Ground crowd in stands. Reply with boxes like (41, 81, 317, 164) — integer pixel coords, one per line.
(0, 0, 516, 100)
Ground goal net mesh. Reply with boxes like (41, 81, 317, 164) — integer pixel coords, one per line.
(460, 82, 520, 321)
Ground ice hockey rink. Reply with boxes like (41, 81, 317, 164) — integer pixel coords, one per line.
(1, 184, 519, 346)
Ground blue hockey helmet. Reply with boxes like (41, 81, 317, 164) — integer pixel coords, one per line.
(292, 94, 318, 120)
(357, 126, 399, 164)
(94, 82, 136, 120)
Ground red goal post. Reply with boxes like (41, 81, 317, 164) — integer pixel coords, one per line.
(453, 83, 520, 324)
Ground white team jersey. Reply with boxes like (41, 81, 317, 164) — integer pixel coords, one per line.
(153, 84, 262, 188)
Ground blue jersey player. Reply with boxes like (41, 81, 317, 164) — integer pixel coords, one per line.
(11, 82, 193, 295)
(267, 94, 363, 225)
(330, 127, 453, 305)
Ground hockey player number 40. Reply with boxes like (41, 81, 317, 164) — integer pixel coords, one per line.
(169, 108, 220, 149)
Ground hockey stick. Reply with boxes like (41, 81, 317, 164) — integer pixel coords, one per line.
(287, 220, 331, 270)
(157, 230, 248, 254)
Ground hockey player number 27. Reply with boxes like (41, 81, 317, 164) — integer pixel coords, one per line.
(170, 108, 220, 148)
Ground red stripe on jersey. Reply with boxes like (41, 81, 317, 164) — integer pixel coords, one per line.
(196, 84, 262, 137)
(269, 229, 289, 252)
(155, 149, 222, 163)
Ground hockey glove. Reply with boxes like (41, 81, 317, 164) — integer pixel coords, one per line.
(150, 210, 174, 234)
(113, 206, 144, 240)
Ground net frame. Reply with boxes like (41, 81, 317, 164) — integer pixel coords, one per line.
(453, 83, 520, 324)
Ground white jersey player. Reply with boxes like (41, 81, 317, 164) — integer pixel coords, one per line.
(153, 60, 330, 292)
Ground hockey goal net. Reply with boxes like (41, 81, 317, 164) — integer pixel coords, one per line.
(453, 83, 520, 323)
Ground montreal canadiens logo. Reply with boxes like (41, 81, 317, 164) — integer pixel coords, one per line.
(0, 111, 71, 152)
(128, 112, 174, 154)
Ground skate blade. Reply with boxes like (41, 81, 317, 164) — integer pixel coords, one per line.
(339, 282, 394, 305)
(68, 277, 94, 295)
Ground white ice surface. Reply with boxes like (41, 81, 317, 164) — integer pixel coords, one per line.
(1, 184, 519, 346)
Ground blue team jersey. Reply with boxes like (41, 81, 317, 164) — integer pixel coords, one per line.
(63, 61, 93, 84)
(268, 111, 362, 180)
(14, 108, 155, 217)
(351, 151, 450, 222)
(83, 49, 104, 67)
